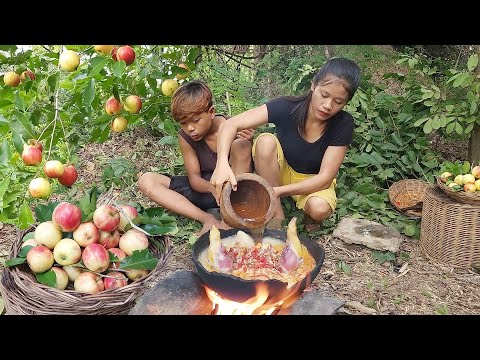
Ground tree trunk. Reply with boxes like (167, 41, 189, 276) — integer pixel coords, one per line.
(324, 45, 335, 59)
(468, 45, 480, 165)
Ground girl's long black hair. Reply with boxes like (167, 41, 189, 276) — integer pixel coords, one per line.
(282, 57, 361, 135)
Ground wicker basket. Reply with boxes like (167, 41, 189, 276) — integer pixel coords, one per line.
(436, 177, 480, 206)
(419, 186, 480, 269)
(0, 226, 173, 315)
(388, 179, 433, 218)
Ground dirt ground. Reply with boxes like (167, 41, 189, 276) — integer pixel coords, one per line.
(1, 126, 479, 315)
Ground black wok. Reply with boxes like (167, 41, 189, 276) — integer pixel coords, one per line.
(192, 228, 325, 304)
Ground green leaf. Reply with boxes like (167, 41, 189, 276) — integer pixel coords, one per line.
(36, 269, 57, 287)
(371, 251, 395, 264)
(22, 232, 35, 242)
(467, 54, 478, 72)
(423, 119, 433, 134)
(82, 78, 95, 107)
(413, 117, 429, 127)
(455, 122, 463, 135)
(5, 256, 27, 267)
(336, 260, 351, 274)
(391, 133, 403, 146)
(18, 200, 35, 230)
(404, 224, 416, 237)
(12, 132, 25, 154)
(470, 101, 477, 115)
(0, 176, 11, 209)
(462, 161, 471, 174)
(47, 73, 59, 94)
(35, 202, 59, 222)
(145, 223, 178, 235)
(446, 122, 455, 134)
(112, 61, 125, 78)
(120, 248, 158, 270)
(88, 58, 109, 77)
(453, 73, 469, 88)
(14, 93, 25, 112)
(0, 140, 12, 166)
(78, 187, 98, 221)
(431, 116, 440, 130)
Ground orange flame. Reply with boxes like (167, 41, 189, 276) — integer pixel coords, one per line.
(205, 284, 283, 315)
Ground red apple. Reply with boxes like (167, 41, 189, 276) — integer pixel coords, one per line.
(20, 70, 36, 82)
(27, 139, 43, 152)
(93, 204, 120, 232)
(73, 222, 100, 247)
(50, 267, 69, 290)
(58, 165, 78, 187)
(111, 117, 128, 132)
(104, 271, 128, 290)
(82, 243, 110, 272)
(125, 268, 150, 281)
(74, 272, 104, 293)
(34, 221, 63, 249)
(123, 95, 142, 114)
(98, 229, 120, 249)
(464, 183, 477, 192)
(4, 71, 20, 87)
(472, 166, 480, 179)
(116, 45, 135, 65)
(63, 265, 83, 282)
(52, 202, 82, 232)
(26, 245, 54, 273)
(105, 96, 122, 115)
(29, 178, 51, 198)
(22, 144, 42, 165)
(119, 229, 149, 256)
(118, 204, 138, 231)
(94, 45, 115, 55)
(108, 247, 126, 269)
(111, 46, 118, 61)
(44, 160, 65, 178)
(53, 238, 82, 266)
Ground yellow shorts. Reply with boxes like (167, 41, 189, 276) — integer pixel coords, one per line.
(252, 133, 337, 212)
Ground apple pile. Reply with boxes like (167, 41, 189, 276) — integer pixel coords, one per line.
(439, 165, 480, 193)
(22, 201, 152, 293)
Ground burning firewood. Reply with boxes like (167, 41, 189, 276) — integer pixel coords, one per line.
(277, 217, 304, 273)
(207, 225, 233, 273)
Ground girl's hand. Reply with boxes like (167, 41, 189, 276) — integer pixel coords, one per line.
(236, 128, 255, 142)
(210, 165, 237, 205)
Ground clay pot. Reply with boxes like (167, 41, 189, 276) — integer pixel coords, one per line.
(220, 173, 276, 230)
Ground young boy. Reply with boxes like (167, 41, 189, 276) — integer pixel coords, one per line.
(138, 80, 254, 236)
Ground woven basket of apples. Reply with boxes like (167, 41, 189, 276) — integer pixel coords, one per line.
(437, 163, 480, 206)
(0, 189, 175, 315)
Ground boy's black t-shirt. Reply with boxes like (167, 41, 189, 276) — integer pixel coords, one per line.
(266, 97, 354, 175)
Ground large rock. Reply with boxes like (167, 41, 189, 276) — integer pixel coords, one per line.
(332, 217, 403, 253)
(129, 270, 212, 315)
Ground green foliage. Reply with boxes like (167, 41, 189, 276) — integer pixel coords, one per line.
(0, 45, 195, 226)
(101, 158, 138, 190)
(119, 248, 158, 270)
(371, 250, 396, 264)
(36, 269, 56, 287)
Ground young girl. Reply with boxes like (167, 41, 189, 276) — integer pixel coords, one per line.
(139, 81, 254, 235)
(210, 57, 361, 229)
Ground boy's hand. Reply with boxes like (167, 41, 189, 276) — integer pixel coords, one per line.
(236, 128, 254, 142)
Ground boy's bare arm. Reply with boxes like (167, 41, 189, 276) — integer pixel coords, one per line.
(179, 136, 215, 194)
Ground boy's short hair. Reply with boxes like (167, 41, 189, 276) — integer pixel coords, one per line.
(171, 80, 213, 122)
